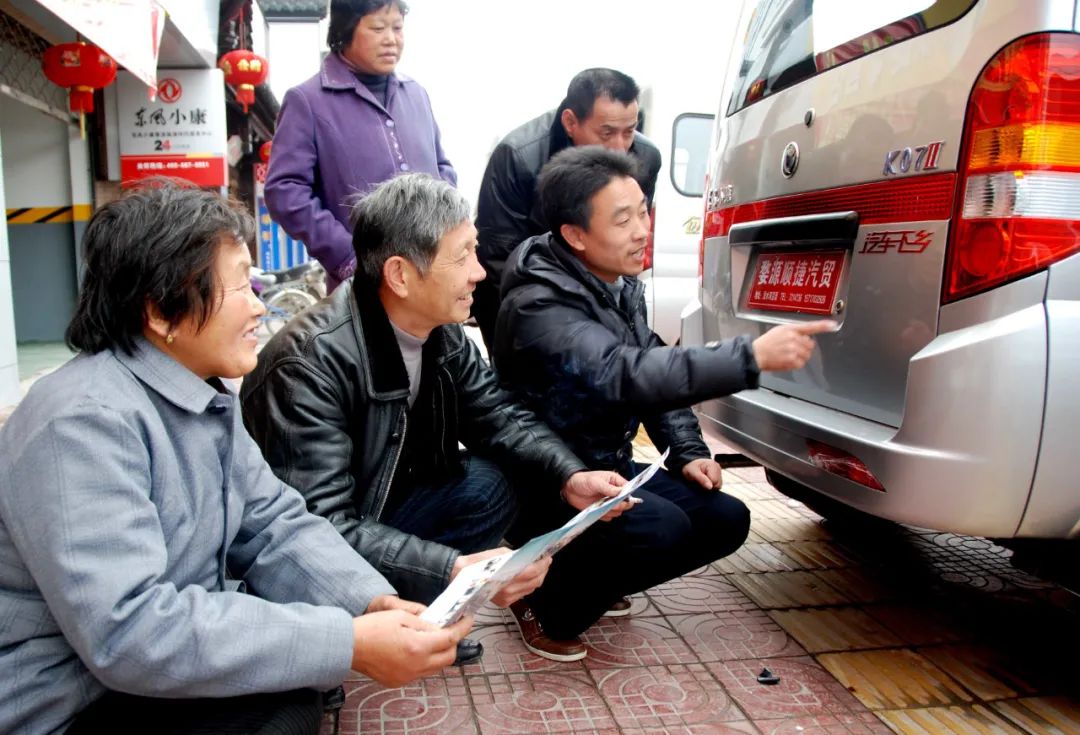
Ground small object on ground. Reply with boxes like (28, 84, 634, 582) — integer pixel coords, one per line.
(604, 596, 633, 617)
(757, 667, 781, 685)
(715, 453, 759, 468)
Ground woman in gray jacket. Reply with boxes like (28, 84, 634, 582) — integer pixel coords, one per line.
(0, 182, 470, 734)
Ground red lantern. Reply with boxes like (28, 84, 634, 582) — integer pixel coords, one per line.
(259, 140, 272, 163)
(218, 49, 269, 113)
(41, 42, 118, 114)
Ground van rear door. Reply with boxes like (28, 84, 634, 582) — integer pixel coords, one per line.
(700, 0, 1033, 428)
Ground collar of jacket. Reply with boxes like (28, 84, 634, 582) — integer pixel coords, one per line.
(320, 53, 408, 111)
(349, 277, 464, 400)
(115, 336, 232, 415)
(547, 110, 573, 160)
(505, 232, 645, 311)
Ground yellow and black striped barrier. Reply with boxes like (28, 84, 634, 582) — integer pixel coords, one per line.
(6, 204, 92, 224)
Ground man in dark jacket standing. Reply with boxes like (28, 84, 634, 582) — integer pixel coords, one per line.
(493, 146, 836, 660)
(242, 174, 629, 666)
(472, 68, 662, 350)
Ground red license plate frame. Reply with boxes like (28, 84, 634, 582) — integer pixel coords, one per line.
(745, 250, 845, 316)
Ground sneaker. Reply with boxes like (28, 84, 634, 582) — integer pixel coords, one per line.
(509, 600, 587, 662)
(603, 596, 633, 617)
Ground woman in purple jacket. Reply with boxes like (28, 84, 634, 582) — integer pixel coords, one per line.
(265, 0, 456, 291)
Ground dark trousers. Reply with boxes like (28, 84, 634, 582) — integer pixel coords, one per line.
(385, 455, 517, 603)
(509, 463, 751, 640)
(67, 688, 322, 735)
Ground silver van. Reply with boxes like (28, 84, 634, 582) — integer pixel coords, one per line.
(682, 0, 1080, 549)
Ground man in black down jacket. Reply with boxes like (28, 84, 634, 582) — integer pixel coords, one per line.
(472, 68, 662, 351)
(241, 174, 628, 666)
(493, 146, 836, 659)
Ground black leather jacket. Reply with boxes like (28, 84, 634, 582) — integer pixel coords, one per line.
(241, 280, 587, 603)
(493, 234, 760, 478)
(475, 109, 663, 283)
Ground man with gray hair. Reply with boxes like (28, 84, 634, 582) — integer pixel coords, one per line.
(242, 174, 629, 665)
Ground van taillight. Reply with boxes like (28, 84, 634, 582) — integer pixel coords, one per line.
(945, 33, 1080, 303)
(806, 440, 885, 492)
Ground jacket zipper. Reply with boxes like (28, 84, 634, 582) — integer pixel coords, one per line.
(437, 366, 451, 456)
(373, 409, 407, 521)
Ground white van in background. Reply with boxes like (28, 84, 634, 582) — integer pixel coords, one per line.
(637, 85, 717, 345)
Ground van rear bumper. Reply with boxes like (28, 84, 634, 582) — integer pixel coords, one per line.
(694, 303, 1057, 539)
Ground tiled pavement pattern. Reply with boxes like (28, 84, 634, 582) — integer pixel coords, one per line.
(323, 434, 1080, 735)
(4, 342, 1079, 734)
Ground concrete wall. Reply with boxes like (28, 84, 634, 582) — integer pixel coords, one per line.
(0, 99, 81, 343)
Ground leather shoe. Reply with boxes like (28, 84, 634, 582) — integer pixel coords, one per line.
(452, 637, 484, 666)
(509, 600, 586, 662)
(603, 596, 633, 617)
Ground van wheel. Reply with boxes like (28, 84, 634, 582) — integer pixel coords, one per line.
(764, 468, 895, 536)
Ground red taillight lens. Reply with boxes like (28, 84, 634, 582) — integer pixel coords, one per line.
(703, 175, 955, 238)
(806, 440, 885, 492)
(945, 33, 1080, 303)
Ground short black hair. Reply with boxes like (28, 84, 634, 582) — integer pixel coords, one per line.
(327, 0, 409, 53)
(538, 146, 642, 233)
(558, 68, 640, 122)
(66, 179, 254, 355)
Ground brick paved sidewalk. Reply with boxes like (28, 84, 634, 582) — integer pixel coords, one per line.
(322, 444, 1080, 735)
(5, 338, 1078, 734)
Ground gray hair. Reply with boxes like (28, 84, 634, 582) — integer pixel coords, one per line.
(350, 174, 472, 284)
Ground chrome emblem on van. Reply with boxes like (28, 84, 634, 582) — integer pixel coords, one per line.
(883, 140, 944, 176)
(781, 142, 799, 178)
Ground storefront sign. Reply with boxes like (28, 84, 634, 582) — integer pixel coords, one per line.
(117, 69, 227, 188)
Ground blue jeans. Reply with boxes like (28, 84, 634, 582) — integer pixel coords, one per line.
(385, 455, 517, 599)
(508, 463, 751, 639)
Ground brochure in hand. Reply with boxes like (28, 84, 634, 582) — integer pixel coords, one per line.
(419, 450, 669, 627)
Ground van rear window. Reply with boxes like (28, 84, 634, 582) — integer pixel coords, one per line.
(726, 0, 978, 115)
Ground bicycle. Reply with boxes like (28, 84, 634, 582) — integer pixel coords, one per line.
(250, 262, 325, 334)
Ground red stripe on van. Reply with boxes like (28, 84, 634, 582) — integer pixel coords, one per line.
(704, 173, 957, 239)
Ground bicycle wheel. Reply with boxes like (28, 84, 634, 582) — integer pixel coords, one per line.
(263, 288, 317, 335)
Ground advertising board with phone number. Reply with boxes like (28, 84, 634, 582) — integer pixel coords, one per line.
(746, 250, 845, 316)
